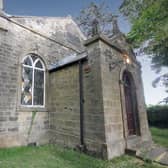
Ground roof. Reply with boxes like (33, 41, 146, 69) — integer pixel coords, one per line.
(49, 52, 88, 72)
(0, 12, 86, 53)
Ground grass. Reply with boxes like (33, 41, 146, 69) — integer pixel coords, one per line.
(150, 127, 168, 148)
(0, 145, 163, 168)
(0, 127, 167, 168)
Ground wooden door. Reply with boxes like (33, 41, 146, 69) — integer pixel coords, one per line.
(123, 71, 139, 135)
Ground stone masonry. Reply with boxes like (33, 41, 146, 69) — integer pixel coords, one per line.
(0, 9, 84, 147)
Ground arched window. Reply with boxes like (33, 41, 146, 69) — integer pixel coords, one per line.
(21, 54, 45, 107)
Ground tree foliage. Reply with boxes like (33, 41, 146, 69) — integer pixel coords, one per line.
(120, 0, 168, 102)
(76, 2, 114, 37)
(120, 0, 168, 66)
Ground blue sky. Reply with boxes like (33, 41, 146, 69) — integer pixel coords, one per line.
(5, 0, 121, 16)
(4, 0, 167, 105)
(4, 0, 130, 33)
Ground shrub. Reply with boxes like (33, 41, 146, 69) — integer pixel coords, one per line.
(147, 105, 168, 128)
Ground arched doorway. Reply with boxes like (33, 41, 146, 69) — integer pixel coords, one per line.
(123, 71, 140, 136)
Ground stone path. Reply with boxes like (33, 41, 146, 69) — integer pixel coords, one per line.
(136, 144, 168, 166)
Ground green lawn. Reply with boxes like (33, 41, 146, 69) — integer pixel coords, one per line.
(0, 127, 167, 168)
(0, 145, 163, 168)
(150, 127, 168, 148)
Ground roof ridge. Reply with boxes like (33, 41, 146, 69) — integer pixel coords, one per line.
(9, 15, 72, 20)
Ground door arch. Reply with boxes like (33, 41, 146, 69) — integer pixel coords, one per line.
(122, 71, 140, 136)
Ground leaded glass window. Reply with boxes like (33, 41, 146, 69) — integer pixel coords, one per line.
(21, 55, 45, 107)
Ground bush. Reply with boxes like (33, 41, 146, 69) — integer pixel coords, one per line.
(147, 105, 168, 128)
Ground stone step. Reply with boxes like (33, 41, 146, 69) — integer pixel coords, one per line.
(136, 145, 168, 166)
(147, 147, 166, 160)
(126, 140, 168, 166)
(126, 136, 142, 149)
(157, 153, 168, 166)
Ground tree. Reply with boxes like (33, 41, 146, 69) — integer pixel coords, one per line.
(120, 0, 168, 103)
(76, 2, 115, 37)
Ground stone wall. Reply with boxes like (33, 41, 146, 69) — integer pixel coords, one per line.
(0, 14, 82, 147)
(98, 36, 151, 159)
(130, 66, 152, 142)
(0, 16, 20, 147)
(83, 35, 151, 159)
(49, 41, 107, 156)
(99, 41, 126, 158)
(49, 64, 81, 147)
(83, 42, 106, 157)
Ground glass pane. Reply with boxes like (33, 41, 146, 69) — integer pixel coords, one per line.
(21, 67, 33, 105)
(23, 57, 32, 66)
(31, 55, 38, 62)
(35, 60, 43, 69)
(34, 69, 44, 105)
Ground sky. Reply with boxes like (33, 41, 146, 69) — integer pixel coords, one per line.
(3, 0, 167, 105)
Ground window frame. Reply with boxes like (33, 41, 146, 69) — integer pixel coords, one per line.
(21, 55, 46, 108)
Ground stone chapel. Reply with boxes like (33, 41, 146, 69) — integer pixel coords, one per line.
(0, 0, 152, 159)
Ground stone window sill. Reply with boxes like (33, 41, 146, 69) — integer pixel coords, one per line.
(17, 106, 48, 112)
